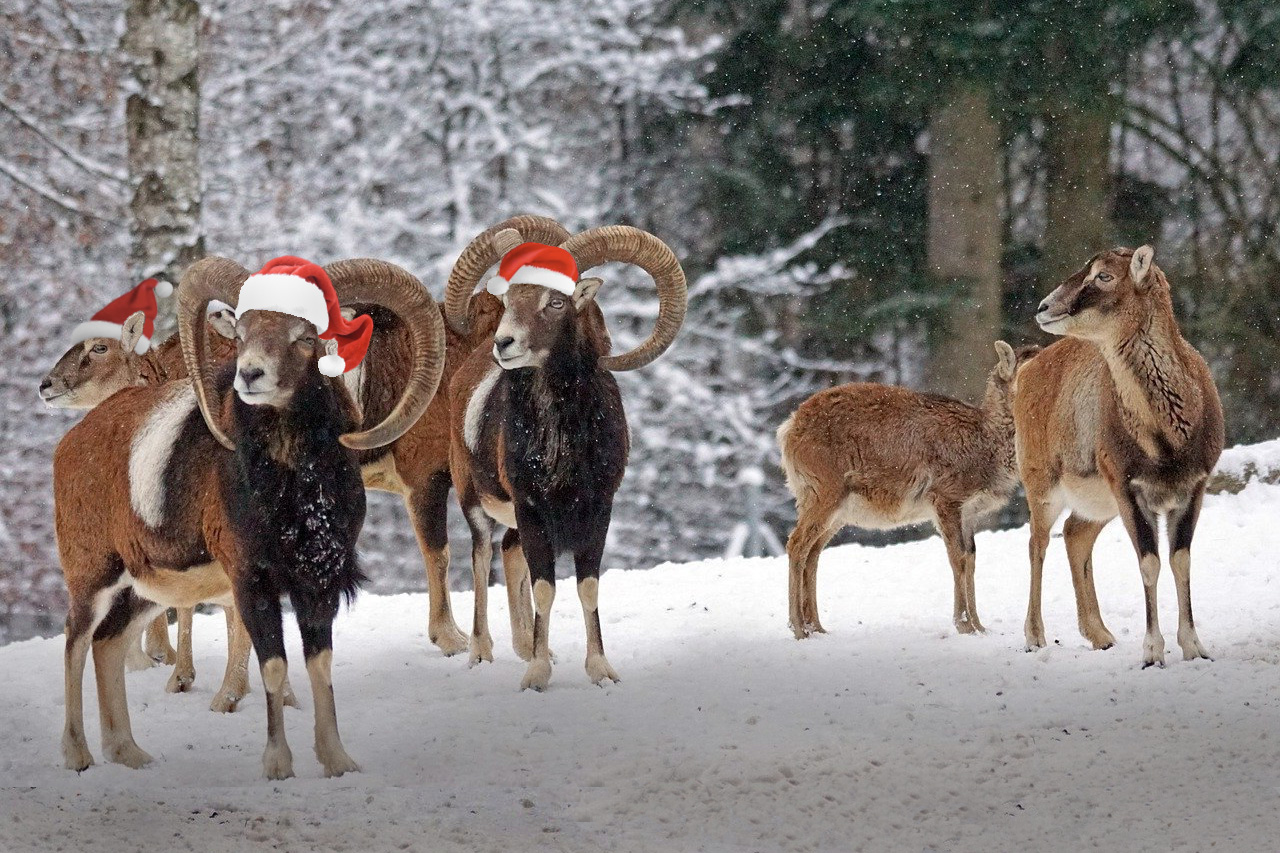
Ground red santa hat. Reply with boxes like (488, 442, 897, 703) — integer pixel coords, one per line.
(487, 242, 579, 296)
(235, 256, 372, 377)
(69, 277, 173, 354)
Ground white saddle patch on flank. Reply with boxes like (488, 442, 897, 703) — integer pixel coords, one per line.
(464, 366, 502, 454)
(129, 383, 198, 529)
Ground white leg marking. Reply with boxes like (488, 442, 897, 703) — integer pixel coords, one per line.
(521, 579, 555, 691)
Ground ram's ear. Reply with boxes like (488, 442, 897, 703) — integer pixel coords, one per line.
(994, 340, 1016, 381)
(573, 277, 603, 310)
(207, 308, 237, 340)
(120, 311, 148, 354)
(1130, 245, 1154, 291)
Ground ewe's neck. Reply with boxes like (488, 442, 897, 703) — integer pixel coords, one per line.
(980, 379, 1017, 474)
(1099, 305, 1201, 451)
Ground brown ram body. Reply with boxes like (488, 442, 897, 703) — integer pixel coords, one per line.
(56, 257, 443, 779)
(779, 342, 1033, 638)
(1017, 246, 1223, 667)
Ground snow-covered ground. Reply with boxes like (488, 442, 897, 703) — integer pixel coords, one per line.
(2, 484, 1279, 852)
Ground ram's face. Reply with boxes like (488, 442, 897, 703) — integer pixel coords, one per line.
(492, 278, 603, 370)
(229, 310, 321, 407)
(39, 338, 136, 409)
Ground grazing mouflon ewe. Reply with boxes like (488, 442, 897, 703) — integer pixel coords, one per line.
(779, 341, 1035, 639)
(1017, 246, 1223, 667)
(444, 225, 687, 688)
(55, 255, 444, 778)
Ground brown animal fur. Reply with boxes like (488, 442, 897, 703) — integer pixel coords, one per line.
(779, 342, 1031, 639)
(40, 313, 243, 690)
(1017, 246, 1224, 666)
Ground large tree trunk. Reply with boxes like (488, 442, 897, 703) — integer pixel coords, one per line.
(1041, 102, 1113, 286)
(122, 0, 203, 342)
(924, 84, 1003, 401)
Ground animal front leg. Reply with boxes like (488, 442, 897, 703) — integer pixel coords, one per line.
(1168, 489, 1210, 662)
(575, 520, 619, 685)
(519, 524, 556, 692)
(1023, 496, 1061, 650)
(934, 503, 976, 635)
(165, 608, 196, 693)
(300, 621, 359, 778)
(463, 502, 496, 666)
(1117, 488, 1165, 668)
(238, 586, 293, 779)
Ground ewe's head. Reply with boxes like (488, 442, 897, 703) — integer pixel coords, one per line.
(1035, 246, 1165, 341)
(39, 311, 149, 409)
(211, 309, 323, 408)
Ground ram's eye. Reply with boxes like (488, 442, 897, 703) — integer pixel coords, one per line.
(91, 344, 108, 355)
(299, 335, 316, 347)
(547, 297, 565, 310)
(1097, 272, 1112, 283)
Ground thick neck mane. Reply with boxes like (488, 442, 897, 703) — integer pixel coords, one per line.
(1099, 282, 1203, 452)
(500, 323, 627, 499)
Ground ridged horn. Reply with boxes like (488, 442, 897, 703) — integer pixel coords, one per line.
(177, 256, 252, 451)
(324, 259, 446, 450)
(443, 215, 571, 335)
(558, 226, 687, 371)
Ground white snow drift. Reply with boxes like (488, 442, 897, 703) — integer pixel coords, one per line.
(1, 482, 1278, 852)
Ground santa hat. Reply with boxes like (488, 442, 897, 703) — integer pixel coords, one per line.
(235, 256, 372, 377)
(69, 278, 173, 354)
(487, 242, 579, 297)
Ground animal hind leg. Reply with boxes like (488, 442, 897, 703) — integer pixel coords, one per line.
(165, 607, 196, 693)
(960, 521, 985, 634)
(1062, 513, 1115, 649)
(502, 528, 534, 661)
(1168, 488, 1210, 662)
(94, 593, 162, 768)
(143, 612, 177, 665)
(786, 490, 841, 639)
(407, 472, 468, 657)
(236, 581, 294, 779)
(575, 514, 619, 686)
(934, 502, 976, 635)
(299, 620, 359, 777)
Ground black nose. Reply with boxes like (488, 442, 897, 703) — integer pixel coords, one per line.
(1037, 298, 1051, 313)
(495, 335, 515, 353)
(239, 366, 265, 385)
(39, 377, 53, 392)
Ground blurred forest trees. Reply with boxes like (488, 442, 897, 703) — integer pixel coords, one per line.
(3, 0, 1280, 629)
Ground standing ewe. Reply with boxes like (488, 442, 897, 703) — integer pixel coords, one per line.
(779, 342, 1030, 638)
(444, 226, 687, 688)
(41, 297, 248, 702)
(1018, 246, 1223, 667)
(55, 256, 444, 778)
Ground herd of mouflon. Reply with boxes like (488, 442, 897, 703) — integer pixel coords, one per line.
(40, 216, 1221, 779)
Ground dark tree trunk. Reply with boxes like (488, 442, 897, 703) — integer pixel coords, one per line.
(1041, 101, 1113, 286)
(924, 83, 1003, 401)
(122, 0, 204, 342)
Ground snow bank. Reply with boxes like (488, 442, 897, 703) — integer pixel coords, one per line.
(2, 484, 1279, 852)
(1209, 437, 1280, 493)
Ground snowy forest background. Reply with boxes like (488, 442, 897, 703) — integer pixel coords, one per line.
(4, 0, 1280, 640)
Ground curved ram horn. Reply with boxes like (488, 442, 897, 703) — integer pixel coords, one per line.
(177, 256, 252, 451)
(324, 259, 446, 450)
(443, 215, 571, 335)
(558, 226, 688, 371)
